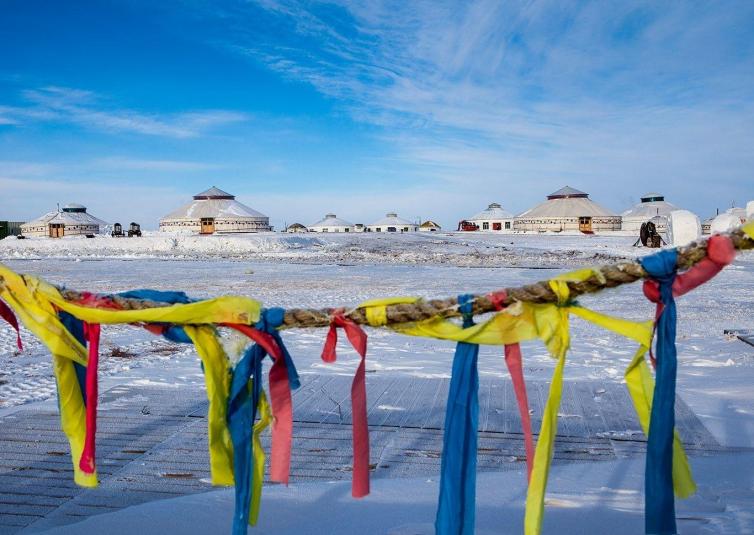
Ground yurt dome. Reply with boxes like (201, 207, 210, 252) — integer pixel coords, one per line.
(419, 220, 441, 232)
(621, 193, 680, 234)
(285, 223, 308, 233)
(159, 186, 271, 234)
(21, 204, 107, 238)
(308, 213, 355, 233)
(514, 186, 621, 233)
(367, 213, 418, 233)
(468, 202, 514, 231)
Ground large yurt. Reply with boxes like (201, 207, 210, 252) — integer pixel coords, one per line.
(621, 192, 680, 234)
(21, 203, 107, 238)
(467, 202, 514, 232)
(307, 213, 355, 233)
(159, 186, 271, 234)
(514, 186, 621, 233)
(366, 213, 418, 233)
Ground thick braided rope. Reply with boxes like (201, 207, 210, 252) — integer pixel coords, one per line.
(29, 226, 754, 330)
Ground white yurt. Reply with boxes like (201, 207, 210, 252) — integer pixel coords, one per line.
(285, 223, 308, 233)
(514, 186, 621, 233)
(366, 213, 418, 233)
(702, 207, 748, 235)
(467, 202, 514, 232)
(621, 193, 680, 234)
(307, 213, 355, 233)
(419, 220, 442, 232)
(21, 203, 107, 238)
(159, 186, 271, 234)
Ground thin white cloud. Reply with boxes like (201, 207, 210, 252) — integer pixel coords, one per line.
(2, 86, 250, 138)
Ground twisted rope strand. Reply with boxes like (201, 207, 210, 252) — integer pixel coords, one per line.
(29, 226, 754, 331)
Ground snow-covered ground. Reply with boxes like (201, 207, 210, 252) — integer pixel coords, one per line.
(0, 232, 752, 533)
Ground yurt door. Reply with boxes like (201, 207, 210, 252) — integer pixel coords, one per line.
(200, 218, 215, 234)
(579, 217, 593, 233)
(49, 224, 64, 238)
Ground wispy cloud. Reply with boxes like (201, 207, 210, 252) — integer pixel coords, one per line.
(1, 86, 250, 138)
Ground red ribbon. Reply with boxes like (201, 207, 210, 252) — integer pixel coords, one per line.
(0, 298, 22, 350)
(79, 322, 101, 475)
(489, 291, 535, 482)
(224, 323, 294, 485)
(321, 309, 370, 498)
(642, 235, 735, 366)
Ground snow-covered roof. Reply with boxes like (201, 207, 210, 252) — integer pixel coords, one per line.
(22, 209, 107, 228)
(469, 202, 514, 221)
(161, 198, 268, 221)
(370, 213, 416, 227)
(621, 193, 679, 221)
(308, 213, 354, 228)
(193, 186, 235, 200)
(547, 186, 588, 199)
(518, 189, 617, 219)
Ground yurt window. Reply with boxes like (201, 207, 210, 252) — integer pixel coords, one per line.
(387, 226, 397, 232)
(505, 222, 511, 229)
(482, 222, 489, 230)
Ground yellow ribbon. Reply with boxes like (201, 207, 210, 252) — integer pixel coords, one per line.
(250, 389, 272, 526)
(742, 220, 754, 240)
(183, 325, 235, 486)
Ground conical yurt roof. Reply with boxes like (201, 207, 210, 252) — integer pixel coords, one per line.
(469, 202, 514, 220)
(161, 187, 267, 221)
(370, 213, 415, 226)
(517, 186, 616, 218)
(621, 192, 679, 221)
(22, 205, 108, 228)
(308, 213, 354, 228)
(420, 220, 441, 228)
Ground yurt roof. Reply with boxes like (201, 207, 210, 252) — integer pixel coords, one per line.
(469, 202, 514, 221)
(22, 209, 107, 228)
(286, 223, 307, 229)
(518, 188, 617, 219)
(370, 213, 415, 226)
(621, 193, 678, 221)
(193, 186, 235, 200)
(420, 220, 441, 228)
(308, 213, 354, 228)
(547, 186, 588, 199)
(161, 197, 268, 221)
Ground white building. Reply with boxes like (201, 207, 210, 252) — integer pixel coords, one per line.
(307, 213, 355, 233)
(21, 203, 107, 238)
(621, 193, 680, 234)
(366, 213, 418, 233)
(159, 186, 271, 234)
(419, 220, 442, 232)
(467, 202, 514, 232)
(514, 186, 621, 233)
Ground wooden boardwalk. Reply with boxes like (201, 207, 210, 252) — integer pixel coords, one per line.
(0, 375, 730, 534)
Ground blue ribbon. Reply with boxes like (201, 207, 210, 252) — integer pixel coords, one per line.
(435, 294, 479, 535)
(227, 308, 300, 535)
(58, 311, 88, 404)
(641, 250, 679, 535)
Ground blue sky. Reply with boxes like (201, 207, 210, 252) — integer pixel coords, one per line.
(1, 0, 753, 230)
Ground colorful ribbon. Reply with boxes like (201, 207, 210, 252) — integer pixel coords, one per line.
(321, 308, 370, 498)
(79, 322, 101, 475)
(436, 295, 480, 535)
(0, 297, 22, 350)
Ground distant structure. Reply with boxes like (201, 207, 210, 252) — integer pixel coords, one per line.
(467, 202, 514, 232)
(419, 220, 442, 232)
(702, 206, 748, 235)
(307, 213, 355, 233)
(514, 186, 621, 233)
(366, 213, 419, 233)
(285, 223, 308, 233)
(159, 186, 271, 234)
(621, 193, 680, 234)
(21, 203, 107, 238)
(0, 221, 23, 240)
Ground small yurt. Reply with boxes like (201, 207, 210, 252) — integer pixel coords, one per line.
(468, 202, 514, 232)
(419, 220, 441, 232)
(307, 213, 355, 233)
(366, 213, 418, 233)
(514, 186, 621, 233)
(703, 207, 748, 235)
(21, 203, 107, 238)
(159, 186, 271, 234)
(285, 223, 308, 233)
(621, 193, 680, 234)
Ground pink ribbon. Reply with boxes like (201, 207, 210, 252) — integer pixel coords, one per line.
(79, 322, 101, 475)
(0, 298, 22, 350)
(321, 309, 370, 498)
(489, 291, 535, 481)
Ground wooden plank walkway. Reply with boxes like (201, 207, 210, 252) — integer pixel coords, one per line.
(0, 375, 732, 534)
